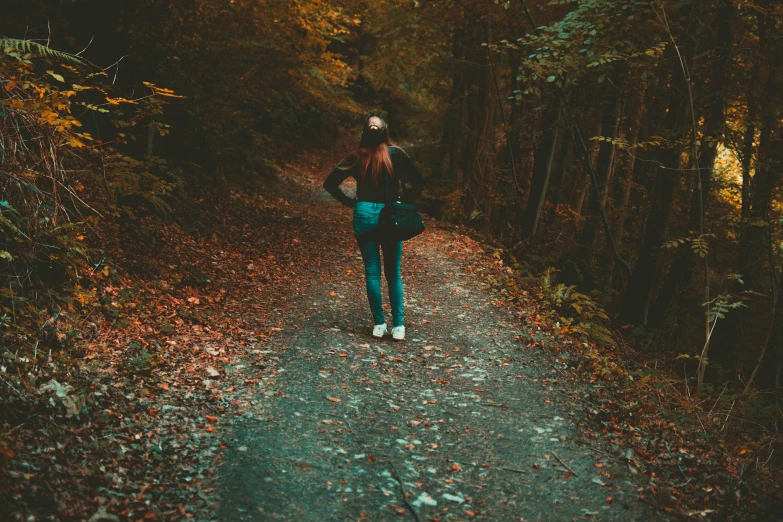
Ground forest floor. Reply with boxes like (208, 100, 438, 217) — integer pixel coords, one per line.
(3, 144, 776, 521)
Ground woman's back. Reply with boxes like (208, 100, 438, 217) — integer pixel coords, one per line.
(323, 146, 425, 207)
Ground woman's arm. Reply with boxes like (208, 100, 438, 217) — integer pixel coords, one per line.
(392, 147, 425, 203)
(323, 167, 357, 208)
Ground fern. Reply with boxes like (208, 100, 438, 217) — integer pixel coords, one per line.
(539, 267, 615, 346)
(148, 194, 175, 218)
(0, 38, 84, 64)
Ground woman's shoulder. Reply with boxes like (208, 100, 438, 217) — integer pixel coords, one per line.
(388, 145, 409, 158)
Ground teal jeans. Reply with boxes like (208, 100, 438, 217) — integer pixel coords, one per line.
(352, 201, 404, 327)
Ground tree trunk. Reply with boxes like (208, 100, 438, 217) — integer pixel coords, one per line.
(520, 108, 560, 238)
(439, 30, 466, 182)
(613, 85, 647, 248)
(570, 113, 603, 215)
(546, 130, 572, 226)
(461, 34, 494, 221)
(576, 93, 624, 253)
(740, 9, 764, 222)
(618, 72, 687, 326)
(505, 51, 523, 177)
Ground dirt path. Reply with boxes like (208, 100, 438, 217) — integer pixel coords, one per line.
(214, 158, 662, 521)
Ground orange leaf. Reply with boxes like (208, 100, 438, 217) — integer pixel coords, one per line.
(0, 447, 15, 458)
(451, 464, 461, 471)
(328, 397, 341, 403)
(206, 415, 218, 423)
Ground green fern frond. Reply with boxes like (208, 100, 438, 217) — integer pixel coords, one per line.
(0, 38, 84, 64)
(148, 194, 175, 218)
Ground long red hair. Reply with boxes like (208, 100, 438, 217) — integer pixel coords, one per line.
(338, 114, 395, 184)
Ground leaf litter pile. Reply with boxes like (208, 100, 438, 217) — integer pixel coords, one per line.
(2, 146, 781, 520)
(0, 147, 344, 520)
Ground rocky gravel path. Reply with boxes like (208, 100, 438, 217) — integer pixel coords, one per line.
(215, 157, 662, 522)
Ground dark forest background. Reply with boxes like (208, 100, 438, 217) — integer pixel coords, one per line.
(2, 0, 782, 517)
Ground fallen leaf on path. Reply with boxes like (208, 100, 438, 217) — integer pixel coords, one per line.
(0, 447, 15, 458)
(327, 397, 341, 402)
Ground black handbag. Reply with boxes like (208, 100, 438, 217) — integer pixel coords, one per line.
(378, 172, 424, 241)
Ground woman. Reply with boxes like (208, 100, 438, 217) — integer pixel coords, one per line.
(323, 114, 424, 340)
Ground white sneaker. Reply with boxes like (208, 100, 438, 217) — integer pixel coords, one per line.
(391, 326, 405, 341)
(372, 323, 387, 338)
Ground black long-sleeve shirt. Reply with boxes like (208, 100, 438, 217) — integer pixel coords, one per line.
(323, 146, 425, 208)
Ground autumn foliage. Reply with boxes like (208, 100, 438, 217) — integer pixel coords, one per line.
(1, 0, 782, 519)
